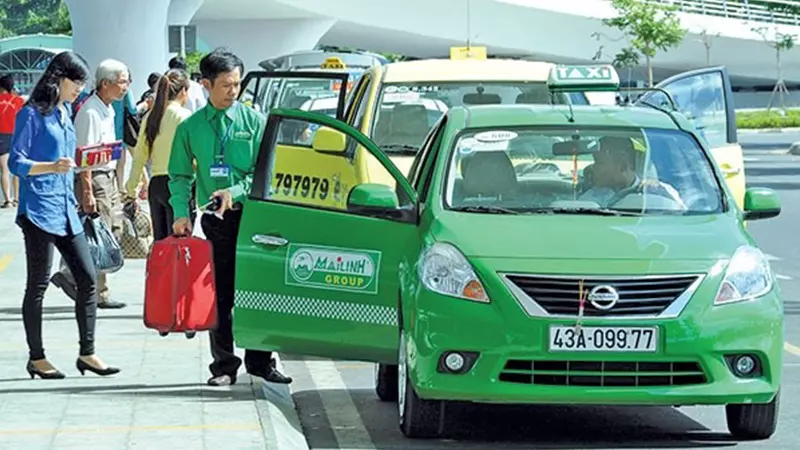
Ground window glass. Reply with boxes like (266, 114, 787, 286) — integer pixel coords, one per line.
(644, 72, 728, 148)
(443, 127, 723, 215)
(264, 118, 411, 212)
(370, 82, 588, 156)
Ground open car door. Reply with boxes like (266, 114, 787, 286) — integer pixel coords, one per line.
(233, 108, 418, 364)
(636, 67, 745, 208)
(239, 70, 351, 120)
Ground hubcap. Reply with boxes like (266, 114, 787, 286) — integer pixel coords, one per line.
(398, 334, 407, 420)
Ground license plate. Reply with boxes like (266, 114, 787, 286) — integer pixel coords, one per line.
(548, 326, 658, 352)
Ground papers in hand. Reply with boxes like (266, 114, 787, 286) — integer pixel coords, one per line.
(75, 140, 123, 169)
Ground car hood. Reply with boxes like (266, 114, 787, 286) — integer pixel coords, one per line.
(432, 212, 749, 261)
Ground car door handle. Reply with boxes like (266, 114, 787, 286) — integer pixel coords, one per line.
(721, 167, 741, 177)
(251, 234, 288, 246)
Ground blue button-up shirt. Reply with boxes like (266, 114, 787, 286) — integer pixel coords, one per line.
(8, 104, 82, 237)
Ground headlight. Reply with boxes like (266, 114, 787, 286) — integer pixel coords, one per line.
(714, 246, 774, 305)
(417, 242, 489, 302)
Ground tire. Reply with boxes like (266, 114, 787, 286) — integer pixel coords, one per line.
(185, 331, 196, 339)
(726, 391, 780, 440)
(158, 331, 169, 337)
(375, 363, 399, 402)
(398, 333, 443, 438)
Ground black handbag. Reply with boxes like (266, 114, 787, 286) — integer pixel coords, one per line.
(123, 107, 140, 148)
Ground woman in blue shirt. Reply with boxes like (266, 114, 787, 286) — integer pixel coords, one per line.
(9, 51, 120, 380)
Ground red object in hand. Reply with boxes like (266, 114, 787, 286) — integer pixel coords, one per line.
(143, 236, 217, 337)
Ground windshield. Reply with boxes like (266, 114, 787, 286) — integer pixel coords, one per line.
(444, 127, 724, 216)
(371, 82, 588, 155)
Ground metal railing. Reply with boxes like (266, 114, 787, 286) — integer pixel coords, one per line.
(645, 0, 800, 26)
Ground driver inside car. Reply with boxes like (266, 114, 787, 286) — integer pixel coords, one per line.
(579, 136, 685, 209)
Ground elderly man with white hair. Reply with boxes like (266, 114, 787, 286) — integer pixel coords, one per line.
(50, 58, 129, 309)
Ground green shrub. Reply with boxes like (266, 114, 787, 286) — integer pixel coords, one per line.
(736, 109, 800, 129)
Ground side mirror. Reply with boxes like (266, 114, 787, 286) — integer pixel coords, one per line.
(312, 126, 347, 154)
(743, 187, 781, 221)
(348, 183, 399, 214)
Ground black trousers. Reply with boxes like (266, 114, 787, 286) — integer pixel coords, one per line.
(148, 175, 174, 242)
(201, 209, 272, 377)
(19, 215, 97, 360)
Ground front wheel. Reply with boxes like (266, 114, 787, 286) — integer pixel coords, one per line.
(398, 333, 443, 438)
(726, 391, 780, 440)
(375, 363, 398, 402)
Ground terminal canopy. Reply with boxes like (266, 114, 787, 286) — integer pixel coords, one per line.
(547, 64, 620, 93)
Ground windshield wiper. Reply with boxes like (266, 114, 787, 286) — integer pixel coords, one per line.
(529, 207, 642, 217)
(380, 143, 419, 155)
(453, 205, 520, 215)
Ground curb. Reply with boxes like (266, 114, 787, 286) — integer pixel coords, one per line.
(738, 127, 800, 134)
(252, 355, 310, 450)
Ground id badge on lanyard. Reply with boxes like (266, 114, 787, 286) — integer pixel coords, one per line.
(210, 119, 234, 186)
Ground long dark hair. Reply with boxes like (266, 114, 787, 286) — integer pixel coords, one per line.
(27, 51, 90, 116)
(144, 69, 190, 150)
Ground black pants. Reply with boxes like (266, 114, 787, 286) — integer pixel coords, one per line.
(201, 209, 271, 377)
(20, 216, 97, 360)
(148, 175, 174, 241)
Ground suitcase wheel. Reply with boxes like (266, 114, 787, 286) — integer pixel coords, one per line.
(159, 331, 169, 337)
(185, 331, 196, 339)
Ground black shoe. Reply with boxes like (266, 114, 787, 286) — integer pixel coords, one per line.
(76, 358, 120, 376)
(207, 374, 236, 386)
(26, 360, 66, 379)
(98, 300, 127, 309)
(50, 273, 77, 301)
(250, 367, 292, 384)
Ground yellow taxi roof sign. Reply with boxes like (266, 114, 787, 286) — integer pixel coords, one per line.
(450, 46, 487, 60)
(321, 56, 347, 70)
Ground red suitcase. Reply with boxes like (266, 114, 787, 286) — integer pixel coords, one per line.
(143, 236, 217, 338)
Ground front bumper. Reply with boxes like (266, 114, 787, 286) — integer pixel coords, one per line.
(406, 276, 783, 406)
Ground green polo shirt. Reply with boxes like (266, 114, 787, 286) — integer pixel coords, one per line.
(168, 101, 266, 219)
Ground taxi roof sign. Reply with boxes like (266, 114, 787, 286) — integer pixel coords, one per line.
(450, 46, 487, 60)
(547, 64, 620, 93)
(321, 56, 347, 70)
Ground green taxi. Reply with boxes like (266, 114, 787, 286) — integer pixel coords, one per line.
(232, 64, 784, 440)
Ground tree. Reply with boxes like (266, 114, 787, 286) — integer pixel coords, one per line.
(184, 50, 205, 75)
(753, 26, 796, 111)
(0, 0, 72, 36)
(696, 29, 721, 67)
(602, 0, 686, 87)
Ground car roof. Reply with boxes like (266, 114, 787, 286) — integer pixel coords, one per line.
(382, 59, 555, 83)
(445, 104, 684, 130)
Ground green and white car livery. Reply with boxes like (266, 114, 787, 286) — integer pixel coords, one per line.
(232, 63, 783, 441)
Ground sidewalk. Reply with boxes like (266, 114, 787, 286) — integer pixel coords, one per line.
(0, 208, 307, 450)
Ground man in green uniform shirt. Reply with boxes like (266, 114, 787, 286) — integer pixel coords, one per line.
(168, 49, 292, 386)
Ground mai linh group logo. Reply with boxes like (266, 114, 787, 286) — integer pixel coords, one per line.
(287, 244, 381, 294)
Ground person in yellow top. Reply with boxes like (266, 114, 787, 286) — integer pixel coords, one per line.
(124, 69, 192, 241)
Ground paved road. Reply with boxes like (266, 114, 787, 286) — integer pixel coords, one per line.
(283, 140, 800, 449)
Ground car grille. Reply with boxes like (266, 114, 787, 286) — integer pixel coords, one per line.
(505, 274, 699, 317)
(499, 360, 707, 387)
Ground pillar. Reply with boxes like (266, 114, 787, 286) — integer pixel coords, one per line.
(192, 18, 336, 73)
(65, 0, 173, 95)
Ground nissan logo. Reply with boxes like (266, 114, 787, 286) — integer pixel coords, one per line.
(587, 285, 620, 310)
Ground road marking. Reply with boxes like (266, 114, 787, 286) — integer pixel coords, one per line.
(305, 360, 373, 449)
(743, 157, 760, 162)
(765, 253, 780, 261)
(776, 274, 793, 280)
(0, 254, 11, 272)
(0, 422, 261, 435)
(785, 342, 800, 357)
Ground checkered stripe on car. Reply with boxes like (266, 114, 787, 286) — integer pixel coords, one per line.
(234, 290, 397, 326)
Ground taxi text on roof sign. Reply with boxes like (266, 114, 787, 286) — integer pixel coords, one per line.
(450, 46, 487, 60)
(321, 56, 347, 70)
(547, 64, 620, 93)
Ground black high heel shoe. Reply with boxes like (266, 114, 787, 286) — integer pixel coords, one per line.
(76, 358, 120, 376)
(26, 360, 66, 379)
